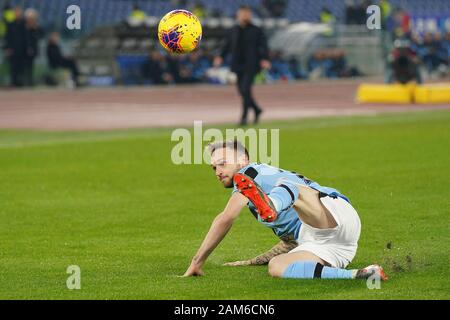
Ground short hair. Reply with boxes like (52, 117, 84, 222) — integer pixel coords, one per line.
(238, 5, 252, 11)
(208, 139, 249, 159)
(24, 8, 38, 18)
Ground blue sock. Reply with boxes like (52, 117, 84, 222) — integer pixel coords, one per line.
(269, 180, 299, 212)
(282, 261, 354, 279)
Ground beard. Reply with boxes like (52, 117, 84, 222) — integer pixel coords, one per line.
(221, 177, 234, 188)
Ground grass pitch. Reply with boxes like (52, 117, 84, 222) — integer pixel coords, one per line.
(0, 110, 449, 299)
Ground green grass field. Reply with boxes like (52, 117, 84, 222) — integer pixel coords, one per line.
(1, 110, 449, 299)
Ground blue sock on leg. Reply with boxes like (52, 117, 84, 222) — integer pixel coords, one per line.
(282, 261, 354, 279)
(268, 180, 299, 212)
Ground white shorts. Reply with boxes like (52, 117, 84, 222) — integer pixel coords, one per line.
(289, 196, 361, 268)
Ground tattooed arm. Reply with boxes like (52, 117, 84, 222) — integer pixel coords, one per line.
(223, 237, 298, 266)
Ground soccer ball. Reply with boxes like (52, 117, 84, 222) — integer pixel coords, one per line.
(158, 9, 202, 54)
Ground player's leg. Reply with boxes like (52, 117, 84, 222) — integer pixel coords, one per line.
(266, 179, 337, 229)
(240, 71, 260, 124)
(268, 251, 388, 280)
(235, 174, 388, 280)
(236, 71, 250, 125)
(242, 72, 262, 124)
(269, 195, 387, 280)
(233, 173, 334, 227)
(246, 71, 263, 122)
(268, 250, 328, 277)
(292, 184, 338, 229)
(234, 174, 387, 280)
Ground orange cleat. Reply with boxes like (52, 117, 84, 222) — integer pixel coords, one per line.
(356, 264, 388, 281)
(233, 173, 278, 222)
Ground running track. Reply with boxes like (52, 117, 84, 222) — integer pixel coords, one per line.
(0, 80, 449, 130)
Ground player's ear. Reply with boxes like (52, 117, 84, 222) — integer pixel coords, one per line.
(237, 153, 248, 167)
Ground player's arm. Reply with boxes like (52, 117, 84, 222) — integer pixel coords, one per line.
(257, 27, 271, 70)
(257, 27, 269, 60)
(213, 29, 232, 67)
(223, 237, 298, 266)
(183, 192, 248, 277)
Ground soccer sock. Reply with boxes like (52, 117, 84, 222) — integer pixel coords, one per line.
(268, 180, 299, 212)
(282, 261, 356, 279)
(268, 195, 282, 212)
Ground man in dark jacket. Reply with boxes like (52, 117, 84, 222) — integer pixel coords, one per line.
(24, 8, 42, 86)
(214, 5, 271, 126)
(4, 7, 27, 87)
(46, 31, 80, 87)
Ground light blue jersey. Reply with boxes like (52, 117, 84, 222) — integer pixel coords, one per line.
(232, 163, 349, 240)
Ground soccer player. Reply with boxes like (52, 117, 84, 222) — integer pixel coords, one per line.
(183, 140, 387, 281)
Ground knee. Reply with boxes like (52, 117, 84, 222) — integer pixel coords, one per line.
(268, 256, 286, 278)
(268, 258, 278, 277)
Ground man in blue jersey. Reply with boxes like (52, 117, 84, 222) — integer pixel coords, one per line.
(183, 140, 387, 281)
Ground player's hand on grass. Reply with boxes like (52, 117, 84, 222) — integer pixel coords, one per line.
(223, 260, 252, 266)
(182, 264, 205, 277)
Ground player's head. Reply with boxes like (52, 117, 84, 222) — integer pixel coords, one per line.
(49, 31, 60, 44)
(24, 8, 38, 26)
(14, 6, 23, 20)
(236, 5, 252, 26)
(208, 140, 249, 188)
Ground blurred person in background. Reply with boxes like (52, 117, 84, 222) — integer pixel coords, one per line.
(307, 50, 326, 78)
(266, 51, 294, 82)
(288, 56, 306, 80)
(46, 32, 80, 87)
(128, 3, 147, 25)
(345, 0, 357, 25)
(214, 5, 271, 126)
(347, 0, 369, 25)
(387, 39, 422, 84)
(328, 49, 361, 78)
(319, 7, 336, 24)
(24, 8, 42, 86)
(319, 7, 336, 37)
(166, 53, 183, 84)
(444, 32, 450, 62)
(141, 50, 175, 85)
(361, 0, 372, 23)
(379, 0, 392, 28)
(4, 6, 27, 87)
(0, 1, 15, 39)
(421, 32, 445, 75)
(432, 32, 449, 76)
(307, 49, 361, 79)
(392, 7, 411, 39)
(179, 49, 212, 83)
(191, 1, 207, 20)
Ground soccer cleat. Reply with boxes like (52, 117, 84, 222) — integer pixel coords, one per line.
(254, 109, 263, 124)
(355, 264, 388, 281)
(233, 173, 277, 222)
